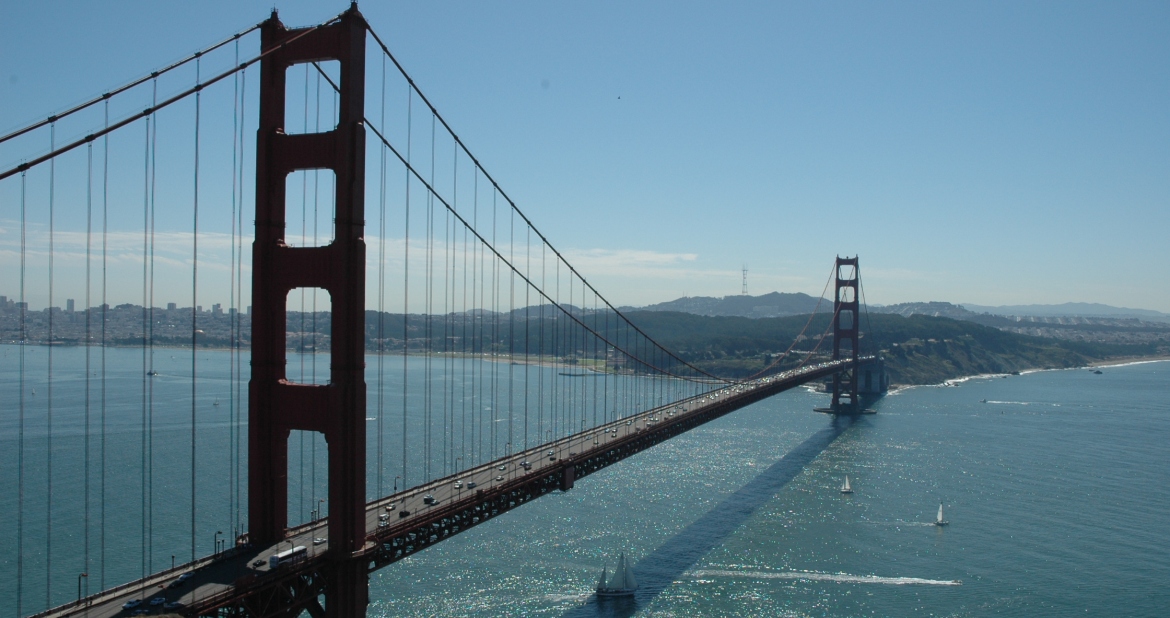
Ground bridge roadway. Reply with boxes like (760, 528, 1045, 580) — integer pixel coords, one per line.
(39, 358, 866, 618)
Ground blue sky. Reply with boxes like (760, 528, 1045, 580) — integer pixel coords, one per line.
(2, 1, 1168, 312)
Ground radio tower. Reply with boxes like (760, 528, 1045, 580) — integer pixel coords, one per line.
(742, 265, 748, 296)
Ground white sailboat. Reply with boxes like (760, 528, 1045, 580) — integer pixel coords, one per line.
(596, 553, 638, 597)
(935, 503, 949, 526)
(840, 475, 853, 494)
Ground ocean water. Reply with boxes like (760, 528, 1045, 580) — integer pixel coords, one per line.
(365, 362, 1170, 617)
(1, 345, 1167, 617)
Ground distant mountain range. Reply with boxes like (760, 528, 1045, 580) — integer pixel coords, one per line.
(959, 302, 1170, 321)
(625, 292, 823, 318)
(627, 293, 1170, 324)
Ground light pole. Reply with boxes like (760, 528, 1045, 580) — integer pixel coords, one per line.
(77, 572, 87, 603)
(213, 530, 222, 555)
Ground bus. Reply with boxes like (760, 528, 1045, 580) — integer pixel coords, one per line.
(269, 545, 308, 569)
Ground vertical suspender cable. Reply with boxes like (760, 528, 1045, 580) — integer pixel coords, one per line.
(508, 198, 515, 456)
(101, 100, 109, 590)
(46, 121, 56, 608)
(140, 105, 150, 585)
(444, 150, 455, 475)
(228, 38, 239, 540)
(377, 52, 387, 500)
(444, 146, 455, 476)
(148, 75, 159, 574)
(402, 88, 412, 488)
(299, 63, 309, 521)
(492, 192, 500, 459)
(310, 71, 324, 511)
(524, 227, 530, 451)
(84, 139, 93, 599)
(460, 177, 468, 468)
(17, 171, 26, 617)
(237, 64, 247, 537)
(538, 243, 544, 445)
(425, 116, 435, 481)
(191, 53, 202, 563)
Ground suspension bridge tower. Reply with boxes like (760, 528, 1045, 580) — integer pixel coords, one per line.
(249, 5, 370, 615)
(815, 256, 885, 415)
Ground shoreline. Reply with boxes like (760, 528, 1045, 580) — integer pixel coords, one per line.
(887, 356, 1170, 393)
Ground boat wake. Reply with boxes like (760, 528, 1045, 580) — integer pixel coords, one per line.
(863, 520, 938, 527)
(689, 569, 961, 586)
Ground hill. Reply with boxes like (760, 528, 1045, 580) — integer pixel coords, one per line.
(960, 302, 1170, 322)
(620, 310, 1167, 385)
(631, 292, 822, 318)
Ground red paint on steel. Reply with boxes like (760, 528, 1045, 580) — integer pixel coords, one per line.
(250, 5, 368, 616)
(830, 257, 861, 412)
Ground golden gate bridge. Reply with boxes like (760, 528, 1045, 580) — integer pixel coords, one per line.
(0, 5, 884, 616)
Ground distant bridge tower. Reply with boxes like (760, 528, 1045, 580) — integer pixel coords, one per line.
(829, 256, 860, 413)
(249, 5, 369, 616)
(742, 265, 748, 296)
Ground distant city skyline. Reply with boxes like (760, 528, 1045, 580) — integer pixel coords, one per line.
(2, 1, 1167, 313)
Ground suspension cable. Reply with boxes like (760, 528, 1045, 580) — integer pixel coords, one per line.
(0, 21, 330, 182)
(740, 263, 838, 381)
(0, 25, 261, 146)
(363, 26, 720, 382)
(364, 118, 726, 383)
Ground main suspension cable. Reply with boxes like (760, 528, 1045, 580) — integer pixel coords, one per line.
(0, 24, 262, 146)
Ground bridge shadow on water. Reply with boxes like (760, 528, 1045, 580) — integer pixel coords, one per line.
(562, 415, 859, 618)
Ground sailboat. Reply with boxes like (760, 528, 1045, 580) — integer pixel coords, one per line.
(935, 503, 949, 526)
(596, 553, 638, 597)
(840, 475, 853, 494)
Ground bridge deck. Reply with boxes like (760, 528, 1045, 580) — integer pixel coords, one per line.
(38, 359, 868, 617)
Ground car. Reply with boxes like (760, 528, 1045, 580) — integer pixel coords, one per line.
(313, 537, 327, 545)
(384, 503, 396, 512)
(497, 464, 506, 471)
(150, 596, 167, 606)
(378, 520, 389, 527)
(453, 480, 463, 489)
(177, 572, 194, 583)
(398, 509, 411, 518)
(252, 559, 265, 568)
(423, 494, 435, 505)
(494, 475, 504, 481)
(466, 482, 477, 489)
(163, 601, 185, 610)
(520, 461, 531, 470)
(122, 599, 142, 610)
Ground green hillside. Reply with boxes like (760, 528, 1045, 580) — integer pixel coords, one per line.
(621, 311, 1165, 385)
